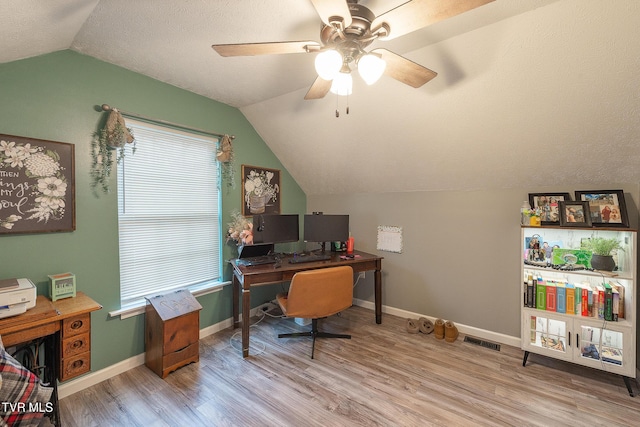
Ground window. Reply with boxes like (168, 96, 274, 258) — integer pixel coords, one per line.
(117, 119, 222, 309)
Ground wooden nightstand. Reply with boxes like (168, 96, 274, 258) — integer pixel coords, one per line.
(144, 290, 202, 378)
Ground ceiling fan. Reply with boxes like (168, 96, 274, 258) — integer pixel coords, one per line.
(211, 0, 494, 100)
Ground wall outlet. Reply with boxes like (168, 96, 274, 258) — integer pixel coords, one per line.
(253, 302, 277, 317)
(358, 272, 366, 280)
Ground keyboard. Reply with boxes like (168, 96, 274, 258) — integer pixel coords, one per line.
(288, 253, 332, 264)
(236, 255, 279, 266)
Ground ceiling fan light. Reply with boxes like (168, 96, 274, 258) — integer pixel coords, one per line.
(314, 50, 342, 80)
(330, 71, 353, 96)
(358, 54, 386, 85)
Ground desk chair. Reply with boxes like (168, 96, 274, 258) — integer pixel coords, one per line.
(276, 266, 353, 359)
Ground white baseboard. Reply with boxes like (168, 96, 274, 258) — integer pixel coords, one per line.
(352, 298, 521, 348)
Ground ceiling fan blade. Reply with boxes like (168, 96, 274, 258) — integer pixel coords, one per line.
(372, 0, 495, 40)
(310, 0, 352, 28)
(304, 76, 332, 100)
(372, 49, 437, 88)
(212, 41, 321, 57)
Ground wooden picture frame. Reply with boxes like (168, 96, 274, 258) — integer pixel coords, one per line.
(0, 134, 75, 234)
(575, 190, 629, 228)
(241, 165, 280, 216)
(528, 193, 572, 225)
(559, 201, 592, 227)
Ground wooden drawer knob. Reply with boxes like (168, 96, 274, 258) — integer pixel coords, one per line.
(71, 319, 84, 330)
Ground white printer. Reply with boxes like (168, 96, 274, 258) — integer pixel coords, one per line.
(0, 278, 37, 319)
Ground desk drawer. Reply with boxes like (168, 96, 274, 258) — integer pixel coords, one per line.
(61, 332, 90, 358)
(162, 341, 199, 375)
(60, 352, 91, 381)
(62, 313, 91, 338)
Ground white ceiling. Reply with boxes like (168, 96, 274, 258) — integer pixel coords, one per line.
(2, 0, 639, 195)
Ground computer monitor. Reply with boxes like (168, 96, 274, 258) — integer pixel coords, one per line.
(303, 214, 349, 251)
(252, 214, 299, 244)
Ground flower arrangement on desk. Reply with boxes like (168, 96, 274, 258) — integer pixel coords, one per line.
(226, 210, 253, 245)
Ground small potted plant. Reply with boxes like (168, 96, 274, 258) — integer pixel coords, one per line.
(581, 236, 624, 271)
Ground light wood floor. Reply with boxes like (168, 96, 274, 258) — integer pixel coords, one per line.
(59, 306, 640, 426)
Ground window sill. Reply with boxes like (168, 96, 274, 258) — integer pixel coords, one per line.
(108, 280, 232, 320)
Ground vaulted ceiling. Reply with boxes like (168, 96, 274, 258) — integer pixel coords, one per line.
(2, 0, 639, 195)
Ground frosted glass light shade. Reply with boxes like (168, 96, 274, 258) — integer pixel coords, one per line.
(330, 71, 353, 96)
(314, 50, 342, 80)
(358, 54, 386, 85)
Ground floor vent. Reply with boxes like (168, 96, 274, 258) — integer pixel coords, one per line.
(463, 336, 501, 352)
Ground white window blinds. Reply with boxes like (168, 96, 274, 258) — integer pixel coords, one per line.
(117, 119, 221, 307)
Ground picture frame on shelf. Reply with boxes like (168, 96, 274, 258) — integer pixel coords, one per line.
(528, 193, 572, 225)
(575, 190, 629, 228)
(558, 201, 592, 227)
(241, 165, 280, 216)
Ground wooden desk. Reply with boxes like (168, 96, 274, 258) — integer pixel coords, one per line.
(0, 291, 102, 380)
(230, 250, 383, 358)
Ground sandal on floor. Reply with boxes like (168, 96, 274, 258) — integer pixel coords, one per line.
(418, 317, 434, 334)
(406, 318, 420, 334)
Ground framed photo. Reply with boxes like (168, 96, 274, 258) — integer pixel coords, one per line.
(241, 165, 280, 216)
(528, 193, 572, 225)
(0, 134, 75, 234)
(558, 201, 592, 227)
(575, 190, 629, 228)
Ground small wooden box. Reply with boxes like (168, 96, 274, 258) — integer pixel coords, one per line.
(144, 289, 202, 378)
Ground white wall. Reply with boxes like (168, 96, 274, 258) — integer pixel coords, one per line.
(309, 185, 639, 338)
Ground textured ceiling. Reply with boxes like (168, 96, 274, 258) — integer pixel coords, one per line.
(1, 0, 639, 195)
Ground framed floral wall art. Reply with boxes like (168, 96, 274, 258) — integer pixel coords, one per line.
(241, 165, 280, 216)
(0, 134, 75, 234)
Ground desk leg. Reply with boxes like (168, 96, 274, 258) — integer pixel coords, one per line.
(242, 288, 251, 358)
(48, 333, 61, 427)
(375, 268, 382, 324)
(232, 275, 240, 329)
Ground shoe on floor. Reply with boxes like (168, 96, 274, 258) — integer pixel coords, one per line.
(418, 317, 434, 334)
(445, 320, 459, 343)
(434, 318, 445, 339)
(406, 318, 420, 334)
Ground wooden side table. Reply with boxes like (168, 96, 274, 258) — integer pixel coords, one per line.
(144, 289, 202, 378)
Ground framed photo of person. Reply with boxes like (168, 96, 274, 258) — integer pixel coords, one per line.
(528, 193, 571, 225)
(559, 201, 592, 227)
(575, 190, 629, 228)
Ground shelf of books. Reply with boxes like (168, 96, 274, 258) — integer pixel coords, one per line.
(520, 226, 637, 383)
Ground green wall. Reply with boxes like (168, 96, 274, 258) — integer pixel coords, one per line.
(0, 50, 306, 371)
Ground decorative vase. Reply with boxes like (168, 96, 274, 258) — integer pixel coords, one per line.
(529, 216, 541, 227)
(249, 194, 267, 214)
(590, 254, 616, 271)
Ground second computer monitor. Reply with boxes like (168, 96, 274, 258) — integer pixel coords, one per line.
(303, 214, 349, 245)
(252, 214, 299, 244)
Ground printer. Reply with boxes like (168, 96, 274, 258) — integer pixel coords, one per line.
(0, 278, 37, 319)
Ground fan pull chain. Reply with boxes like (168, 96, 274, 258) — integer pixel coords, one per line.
(335, 93, 350, 118)
(346, 92, 349, 115)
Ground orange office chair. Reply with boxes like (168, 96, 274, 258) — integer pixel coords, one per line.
(276, 266, 354, 359)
